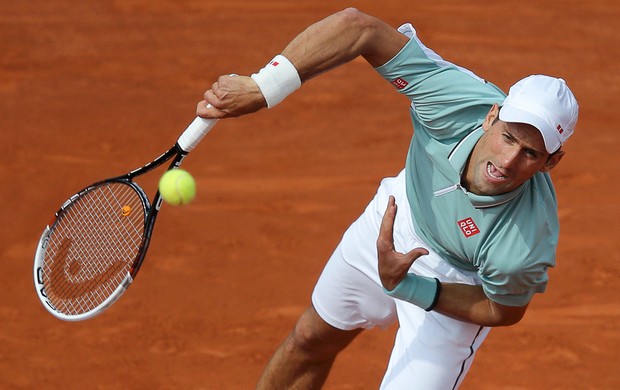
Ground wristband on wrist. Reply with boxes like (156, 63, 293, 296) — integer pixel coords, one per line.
(384, 274, 441, 311)
(250, 55, 301, 108)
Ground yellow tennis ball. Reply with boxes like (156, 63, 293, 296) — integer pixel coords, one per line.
(158, 169, 196, 206)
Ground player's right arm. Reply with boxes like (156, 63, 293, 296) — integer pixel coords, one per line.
(197, 8, 408, 119)
(279, 7, 408, 80)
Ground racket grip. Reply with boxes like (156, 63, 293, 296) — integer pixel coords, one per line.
(177, 116, 218, 152)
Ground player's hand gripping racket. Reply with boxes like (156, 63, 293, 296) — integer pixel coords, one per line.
(33, 115, 217, 321)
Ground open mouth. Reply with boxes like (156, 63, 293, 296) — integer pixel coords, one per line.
(486, 162, 508, 181)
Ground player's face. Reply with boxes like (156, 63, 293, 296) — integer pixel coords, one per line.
(463, 105, 564, 196)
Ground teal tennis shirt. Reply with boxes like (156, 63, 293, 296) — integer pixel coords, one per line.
(375, 24, 558, 307)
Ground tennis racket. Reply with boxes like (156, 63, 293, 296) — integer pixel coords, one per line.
(33, 115, 217, 321)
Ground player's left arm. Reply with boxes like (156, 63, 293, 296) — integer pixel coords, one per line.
(377, 196, 528, 327)
(433, 283, 528, 327)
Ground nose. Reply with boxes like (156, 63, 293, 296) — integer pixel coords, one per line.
(499, 146, 520, 170)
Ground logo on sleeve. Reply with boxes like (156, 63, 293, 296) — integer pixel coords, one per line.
(391, 78, 409, 90)
(457, 217, 480, 238)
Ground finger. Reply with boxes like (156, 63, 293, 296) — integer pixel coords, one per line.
(205, 77, 236, 109)
(377, 195, 397, 253)
(212, 74, 239, 99)
(211, 79, 225, 99)
(404, 247, 430, 261)
(380, 195, 397, 237)
(196, 98, 225, 119)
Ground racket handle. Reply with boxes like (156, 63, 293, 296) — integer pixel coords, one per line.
(177, 116, 218, 152)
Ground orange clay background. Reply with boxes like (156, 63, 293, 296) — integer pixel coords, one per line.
(1, 1, 619, 389)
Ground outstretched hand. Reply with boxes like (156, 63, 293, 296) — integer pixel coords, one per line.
(196, 74, 267, 119)
(377, 195, 429, 291)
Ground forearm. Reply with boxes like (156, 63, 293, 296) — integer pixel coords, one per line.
(433, 282, 527, 327)
(281, 8, 408, 81)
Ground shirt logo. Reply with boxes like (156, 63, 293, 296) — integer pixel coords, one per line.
(457, 217, 480, 238)
(557, 124, 564, 134)
(391, 78, 409, 90)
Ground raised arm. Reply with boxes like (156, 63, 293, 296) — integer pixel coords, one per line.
(196, 8, 408, 119)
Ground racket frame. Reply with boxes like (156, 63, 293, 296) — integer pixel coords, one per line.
(34, 116, 217, 321)
(33, 145, 186, 321)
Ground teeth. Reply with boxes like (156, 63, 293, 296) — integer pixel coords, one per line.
(487, 163, 507, 180)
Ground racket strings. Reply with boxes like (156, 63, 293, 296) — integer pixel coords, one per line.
(41, 182, 146, 315)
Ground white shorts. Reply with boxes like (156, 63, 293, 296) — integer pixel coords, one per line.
(312, 170, 491, 389)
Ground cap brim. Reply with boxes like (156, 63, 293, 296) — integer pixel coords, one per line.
(499, 104, 559, 154)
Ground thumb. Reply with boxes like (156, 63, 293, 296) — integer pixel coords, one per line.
(402, 247, 430, 265)
(196, 100, 225, 119)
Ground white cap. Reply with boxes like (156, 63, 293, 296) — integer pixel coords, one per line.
(499, 75, 579, 154)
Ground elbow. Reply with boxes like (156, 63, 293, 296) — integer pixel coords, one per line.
(336, 7, 370, 21)
(487, 301, 529, 327)
(330, 8, 403, 67)
(482, 312, 523, 328)
(493, 314, 523, 327)
(336, 7, 372, 24)
(334, 7, 383, 39)
(335, 7, 382, 45)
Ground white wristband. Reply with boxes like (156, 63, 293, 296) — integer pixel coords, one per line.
(251, 55, 301, 108)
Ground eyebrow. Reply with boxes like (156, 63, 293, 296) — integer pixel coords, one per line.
(503, 123, 547, 156)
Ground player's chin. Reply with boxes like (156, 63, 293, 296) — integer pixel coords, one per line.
(478, 178, 514, 196)
(480, 171, 515, 195)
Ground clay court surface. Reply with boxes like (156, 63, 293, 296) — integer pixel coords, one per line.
(1, 1, 618, 388)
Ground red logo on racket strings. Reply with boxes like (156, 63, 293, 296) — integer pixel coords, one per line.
(457, 217, 480, 238)
(557, 124, 564, 134)
(391, 78, 409, 90)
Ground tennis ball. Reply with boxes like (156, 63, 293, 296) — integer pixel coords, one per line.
(158, 169, 196, 206)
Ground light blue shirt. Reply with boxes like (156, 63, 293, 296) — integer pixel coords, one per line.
(375, 24, 558, 306)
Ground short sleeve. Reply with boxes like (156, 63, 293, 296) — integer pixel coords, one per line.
(375, 23, 506, 139)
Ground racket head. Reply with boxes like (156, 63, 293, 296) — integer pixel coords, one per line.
(33, 179, 150, 321)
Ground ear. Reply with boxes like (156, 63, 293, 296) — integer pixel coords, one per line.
(540, 150, 565, 172)
(482, 104, 500, 132)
